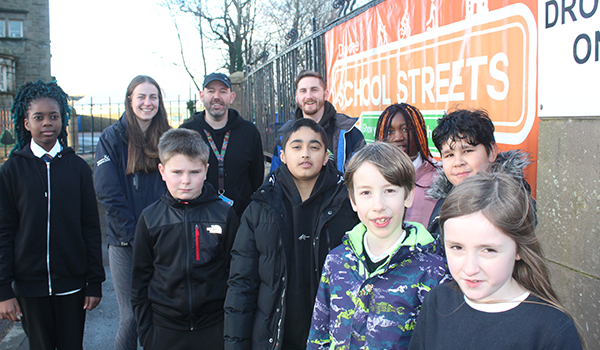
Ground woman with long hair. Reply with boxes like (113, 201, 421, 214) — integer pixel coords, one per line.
(94, 75, 171, 350)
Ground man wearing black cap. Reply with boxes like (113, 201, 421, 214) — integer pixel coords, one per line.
(180, 72, 264, 218)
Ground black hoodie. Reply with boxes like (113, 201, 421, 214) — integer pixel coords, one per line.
(0, 144, 105, 300)
(180, 108, 264, 218)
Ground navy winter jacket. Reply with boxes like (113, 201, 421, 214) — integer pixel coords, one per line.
(94, 116, 166, 246)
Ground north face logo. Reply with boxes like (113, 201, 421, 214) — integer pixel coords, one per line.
(207, 225, 222, 234)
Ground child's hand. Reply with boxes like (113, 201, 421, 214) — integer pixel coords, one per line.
(0, 298, 22, 322)
(83, 296, 101, 311)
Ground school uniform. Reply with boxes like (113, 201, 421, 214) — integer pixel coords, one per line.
(0, 140, 105, 349)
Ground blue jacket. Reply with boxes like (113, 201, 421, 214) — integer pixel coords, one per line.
(94, 116, 166, 246)
(308, 222, 448, 350)
(270, 102, 365, 173)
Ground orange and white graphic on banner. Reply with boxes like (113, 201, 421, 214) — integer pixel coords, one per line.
(325, 0, 539, 193)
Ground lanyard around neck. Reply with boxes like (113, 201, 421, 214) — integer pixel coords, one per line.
(204, 129, 230, 193)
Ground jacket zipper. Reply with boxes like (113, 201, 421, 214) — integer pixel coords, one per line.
(185, 206, 194, 330)
(45, 162, 52, 295)
(195, 225, 200, 261)
(274, 236, 285, 349)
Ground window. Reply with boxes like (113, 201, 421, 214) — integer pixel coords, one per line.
(0, 20, 4, 37)
(0, 66, 7, 92)
(8, 20, 22, 38)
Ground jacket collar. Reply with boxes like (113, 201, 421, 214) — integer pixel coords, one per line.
(13, 143, 74, 161)
(344, 221, 438, 275)
(160, 181, 221, 208)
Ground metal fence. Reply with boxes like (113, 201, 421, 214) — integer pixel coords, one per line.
(0, 108, 13, 159)
(0, 97, 198, 159)
(242, 0, 385, 158)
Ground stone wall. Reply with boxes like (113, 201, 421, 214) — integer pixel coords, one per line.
(0, 0, 51, 108)
(537, 117, 600, 347)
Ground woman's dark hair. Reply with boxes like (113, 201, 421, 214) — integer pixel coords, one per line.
(124, 75, 171, 175)
(10, 80, 70, 156)
(375, 102, 432, 161)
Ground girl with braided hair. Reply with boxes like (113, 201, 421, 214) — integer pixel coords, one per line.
(375, 103, 439, 227)
(0, 80, 105, 349)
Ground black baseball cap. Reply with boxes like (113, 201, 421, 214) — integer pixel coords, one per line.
(203, 72, 231, 89)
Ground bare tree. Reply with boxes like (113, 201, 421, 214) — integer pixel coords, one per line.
(168, 0, 260, 74)
(264, 0, 336, 48)
(164, 1, 204, 91)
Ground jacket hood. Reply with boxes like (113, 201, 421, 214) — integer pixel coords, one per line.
(192, 109, 243, 133)
(344, 221, 438, 274)
(160, 181, 221, 208)
(254, 161, 344, 207)
(294, 100, 336, 126)
(427, 149, 532, 200)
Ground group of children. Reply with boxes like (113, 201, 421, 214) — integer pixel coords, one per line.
(0, 80, 583, 350)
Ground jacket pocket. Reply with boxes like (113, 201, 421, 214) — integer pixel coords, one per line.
(192, 222, 224, 265)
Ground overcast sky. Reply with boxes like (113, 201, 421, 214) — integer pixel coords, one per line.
(49, 0, 218, 106)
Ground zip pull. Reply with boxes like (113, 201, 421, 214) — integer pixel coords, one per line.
(45, 192, 48, 198)
(195, 224, 200, 261)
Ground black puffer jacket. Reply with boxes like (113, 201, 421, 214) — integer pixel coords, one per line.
(426, 150, 535, 236)
(223, 163, 359, 350)
(131, 183, 239, 345)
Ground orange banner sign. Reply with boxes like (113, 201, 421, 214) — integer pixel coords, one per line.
(326, 0, 539, 194)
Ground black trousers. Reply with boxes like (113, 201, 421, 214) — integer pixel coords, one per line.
(144, 320, 224, 350)
(17, 290, 86, 350)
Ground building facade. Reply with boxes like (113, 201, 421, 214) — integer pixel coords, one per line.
(0, 0, 51, 108)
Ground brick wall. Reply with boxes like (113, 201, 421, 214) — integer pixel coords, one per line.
(0, 0, 51, 109)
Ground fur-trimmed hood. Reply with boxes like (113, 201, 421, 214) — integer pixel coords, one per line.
(427, 149, 532, 200)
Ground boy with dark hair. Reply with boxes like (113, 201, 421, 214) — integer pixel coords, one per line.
(426, 109, 533, 236)
(307, 142, 447, 350)
(131, 128, 239, 350)
(224, 118, 360, 350)
(0, 81, 105, 349)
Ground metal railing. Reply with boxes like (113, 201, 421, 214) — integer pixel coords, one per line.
(0, 108, 13, 159)
(242, 0, 385, 158)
